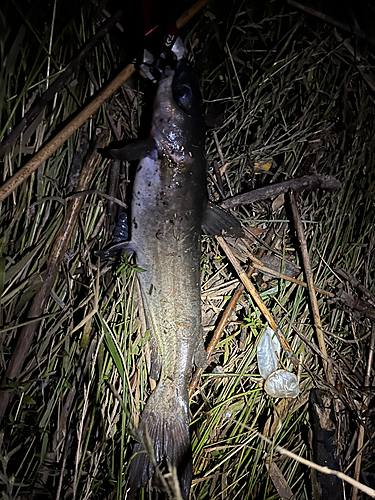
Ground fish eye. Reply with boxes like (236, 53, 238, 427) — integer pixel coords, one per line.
(177, 84, 193, 102)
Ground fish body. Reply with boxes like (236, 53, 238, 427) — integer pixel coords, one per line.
(128, 60, 207, 498)
(108, 59, 243, 498)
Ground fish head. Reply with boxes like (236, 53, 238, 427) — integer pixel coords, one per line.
(151, 59, 205, 162)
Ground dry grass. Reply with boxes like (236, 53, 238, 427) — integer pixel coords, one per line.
(1, 0, 375, 499)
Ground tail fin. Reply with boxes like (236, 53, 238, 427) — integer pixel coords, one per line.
(128, 380, 192, 499)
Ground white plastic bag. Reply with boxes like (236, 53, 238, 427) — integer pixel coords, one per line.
(264, 369, 300, 398)
(257, 327, 300, 399)
(257, 326, 280, 379)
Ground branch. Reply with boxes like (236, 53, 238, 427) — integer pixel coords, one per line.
(289, 190, 334, 385)
(220, 174, 341, 209)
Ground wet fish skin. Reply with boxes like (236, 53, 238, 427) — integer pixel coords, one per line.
(127, 60, 207, 498)
(107, 60, 243, 497)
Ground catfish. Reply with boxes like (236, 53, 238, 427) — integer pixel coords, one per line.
(103, 59, 243, 497)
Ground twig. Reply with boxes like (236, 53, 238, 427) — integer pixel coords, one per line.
(189, 278, 245, 398)
(189, 230, 274, 398)
(289, 190, 334, 385)
(217, 237, 277, 329)
(334, 266, 375, 307)
(220, 174, 341, 209)
(0, 127, 109, 421)
(216, 236, 299, 367)
(331, 290, 375, 321)
(175, 0, 210, 30)
(352, 324, 375, 500)
(255, 430, 375, 498)
(273, 297, 340, 371)
(102, 8, 125, 32)
(248, 253, 334, 297)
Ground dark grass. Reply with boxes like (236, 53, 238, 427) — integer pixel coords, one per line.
(1, 1, 375, 499)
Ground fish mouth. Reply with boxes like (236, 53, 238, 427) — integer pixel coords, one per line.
(151, 59, 204, 158)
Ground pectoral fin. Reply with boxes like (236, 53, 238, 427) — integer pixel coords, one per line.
(110, 137, 156, 161)
(94, 241, 136, 260)
(202, 201, 244, 238)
